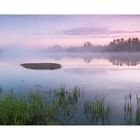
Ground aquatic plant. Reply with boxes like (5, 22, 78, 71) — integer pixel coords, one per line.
(0, 87, 3, 94)
(84, 97, 111, 125)
(45, 87, 80, 124)
(0, 87, 80, 125)
(124, 94, 134, 125)
(1, 87, 140, 125)
(0, 92, 28, 125)
(135, 95, 140, 124)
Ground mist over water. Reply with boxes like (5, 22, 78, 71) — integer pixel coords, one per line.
(1, 46, 140, 124)
(1, 15, 140, 124)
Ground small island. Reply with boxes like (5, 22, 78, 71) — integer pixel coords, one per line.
(21, 63, 62, 70)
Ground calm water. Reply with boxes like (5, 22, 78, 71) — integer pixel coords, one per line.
(1, 51, 140, 124)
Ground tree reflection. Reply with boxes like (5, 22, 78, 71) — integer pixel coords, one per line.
(108, 54, 140, 66)
(82, 53, 140, 66)
(44, 52, 140, 66)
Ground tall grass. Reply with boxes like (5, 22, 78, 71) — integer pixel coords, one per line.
(124, 94, 140, 125)
(84, 97, 111, 124)
(124, 94, 134, 125)
(1, 87, 140, 125)
(0, 87, 80, 125)
(0, 91, 29, 125)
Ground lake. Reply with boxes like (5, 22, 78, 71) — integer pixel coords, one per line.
(1, 51, 140, 124)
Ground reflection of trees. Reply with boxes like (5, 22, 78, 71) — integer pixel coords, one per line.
(82, 53, 140, 66)
(108, 54, 140, 66)
(111, 59, 138, 66)
(45, 52, 140, 67)
(81, 53, 140, 66)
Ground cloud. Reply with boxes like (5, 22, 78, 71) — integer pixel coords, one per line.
(32, 33, 48, 36)
(30, 26, 140, 39)
(31, 27, 109, 37)
(57, 27, 140, 36)
(111, 30, 140, 34)
(58, 27, 109, 35)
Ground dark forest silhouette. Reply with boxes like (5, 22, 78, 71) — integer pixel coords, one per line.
(107, 38, 140, 52)
(47, 38, 140, 53)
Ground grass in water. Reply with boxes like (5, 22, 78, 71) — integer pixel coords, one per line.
(135, 95, 140, 124)
(124, 94, 134, 125)
(84, 97, 111, 125)
(1, 87, 140, 125)
(0, 87, 80, 125)
(124, 94, 140, 125)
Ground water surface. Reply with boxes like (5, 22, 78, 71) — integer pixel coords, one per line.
(1, 51, 140, 124)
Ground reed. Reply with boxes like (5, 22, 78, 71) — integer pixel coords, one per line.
(0, 87, 80, 125)
(1, 87, 140, 125)
(124, 94, 134, 125)
(135, 95, 140, 124)
(84, 97, 111, 124)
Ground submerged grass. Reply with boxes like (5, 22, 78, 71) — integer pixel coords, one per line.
(135, 95, 140, 124)
(124, 94, 140, 125)
(0, 87, 80, 125)
(84, 97, 111, 124)
(1, 87, 140, 125)
(124, 94, 134, 125)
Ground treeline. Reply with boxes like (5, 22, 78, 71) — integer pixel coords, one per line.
(47, 41, 104, 53)
(107, 38, 140, 52)
(46, 38, 140, 53)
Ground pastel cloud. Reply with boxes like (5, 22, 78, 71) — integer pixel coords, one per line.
(57, 27, 140, 37)
(0, 15, 140, 47)
(31, 26, 140, 39)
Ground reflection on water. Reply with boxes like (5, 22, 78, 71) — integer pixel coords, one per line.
(44, 52, 140, 66)
(0, 52, 140, 124)
(108, 54, 140, 66)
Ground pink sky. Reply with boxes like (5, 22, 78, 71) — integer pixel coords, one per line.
(0, 15, 140, 48)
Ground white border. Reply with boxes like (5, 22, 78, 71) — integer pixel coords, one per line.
(0, 0, 140, 140)
(0, 126, 139, 140)
(0, 0, 140, 14)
